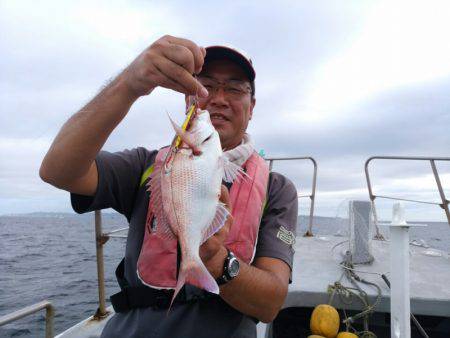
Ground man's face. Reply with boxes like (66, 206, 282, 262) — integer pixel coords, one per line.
(194, 59, 255, 150)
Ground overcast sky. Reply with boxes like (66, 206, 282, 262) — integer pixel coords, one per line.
(1, 0, 449, 222)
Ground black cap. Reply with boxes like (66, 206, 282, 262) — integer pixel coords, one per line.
(204, 45, 255, 81)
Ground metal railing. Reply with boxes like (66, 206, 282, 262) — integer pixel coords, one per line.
(0, 212, 124, 335)
(93, 210, 128, 319)
(266, 157, 318, 236)
(365, 156, 450, 238)
(0, 300, 54, 338)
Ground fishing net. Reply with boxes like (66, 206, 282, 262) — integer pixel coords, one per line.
(348, 200, 374, 264)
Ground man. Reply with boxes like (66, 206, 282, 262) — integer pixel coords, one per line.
(40, 35, 298, 338)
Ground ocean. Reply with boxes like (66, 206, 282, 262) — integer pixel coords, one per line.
(0, 212, 448, 337)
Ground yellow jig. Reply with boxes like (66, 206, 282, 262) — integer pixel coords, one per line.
(164, 98, 199, 171)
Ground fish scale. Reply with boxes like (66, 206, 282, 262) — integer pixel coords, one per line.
(148, 109, 244, 306)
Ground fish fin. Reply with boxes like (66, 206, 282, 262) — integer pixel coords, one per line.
(146, 160, 176, 241)
(220, 155, 249, 183)
(167, 113, 198, 151)
(201, 202, 230, 244)
(170, 257, 219, 308)
(156, 218, 177, 241)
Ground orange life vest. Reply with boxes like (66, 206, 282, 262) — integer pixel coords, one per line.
(136, 147, 269, 289)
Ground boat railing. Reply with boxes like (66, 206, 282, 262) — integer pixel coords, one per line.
(93, 210, 122, 319)
(92, 212, 132, 318)
(265, 156, 318, 237)
(365, 156, 450, 238)
(0, 300, 54, 338)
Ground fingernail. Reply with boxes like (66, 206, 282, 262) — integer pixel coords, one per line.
(196, 65, 203, 74)
(200, 86, 209, 98)
(195, 66, 203, 75)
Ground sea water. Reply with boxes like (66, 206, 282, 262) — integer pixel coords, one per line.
(0, 213, 448, 337)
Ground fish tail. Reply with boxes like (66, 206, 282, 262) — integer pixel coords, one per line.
(169, 257, 219, 309)
(185, 258, 219, 294)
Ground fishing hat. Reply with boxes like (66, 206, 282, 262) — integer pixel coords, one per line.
(204, 45, 256, 95)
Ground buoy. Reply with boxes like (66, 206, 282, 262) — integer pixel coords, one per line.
(310, 304, 340, 338)
(336, 332, 358, 338)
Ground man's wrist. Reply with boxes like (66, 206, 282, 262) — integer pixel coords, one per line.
(216, 249, 240, 286)
(117, 66, 158, 100)
(111, 73, 144, 103)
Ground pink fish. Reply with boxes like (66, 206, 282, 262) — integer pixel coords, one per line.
(148, 109, 244, 305)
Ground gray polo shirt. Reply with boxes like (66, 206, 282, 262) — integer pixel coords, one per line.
(71, 147, 298, 338)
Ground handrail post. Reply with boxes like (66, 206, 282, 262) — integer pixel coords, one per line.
(389, 203, 419, 338)
(365, 158, 385, 240)
(430, 160, 450, 226)
(304, 158, 317, 237)
(45, 303, 54, 338)
(266, 156, 318, 236)
(0, 301, 54, 338)
(94, 210, 108, 318)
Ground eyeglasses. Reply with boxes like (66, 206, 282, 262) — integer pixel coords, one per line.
(197, 76, 252, 100)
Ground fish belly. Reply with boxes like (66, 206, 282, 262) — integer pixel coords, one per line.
(166, 152, 222, 249)
(162, 151, 223, 296)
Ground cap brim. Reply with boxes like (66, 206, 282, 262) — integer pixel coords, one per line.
(204, 46, 255, 81)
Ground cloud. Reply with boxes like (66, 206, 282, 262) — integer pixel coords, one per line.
(1, 0, 449, 221)
(302, 0, 450, 121)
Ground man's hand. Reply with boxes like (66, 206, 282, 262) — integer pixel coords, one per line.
(200, 185, 232, 278)
(120, 35, 209, 99)
(198, 186, 290, 323)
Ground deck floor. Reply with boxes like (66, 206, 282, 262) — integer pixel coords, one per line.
(287, 235, 450, 316)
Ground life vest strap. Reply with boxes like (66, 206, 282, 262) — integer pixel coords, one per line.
(111, 286, 175, 312)
(113, 258, 217, 312)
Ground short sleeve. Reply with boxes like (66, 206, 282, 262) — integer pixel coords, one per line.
(254, 172, 298, 270)
(70, 147, 156, 221)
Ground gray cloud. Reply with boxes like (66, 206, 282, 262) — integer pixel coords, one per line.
(1, 1, 449, 222)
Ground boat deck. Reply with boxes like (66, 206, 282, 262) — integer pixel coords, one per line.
(55, 309, 113, 338)
(286, 235, 450, 316)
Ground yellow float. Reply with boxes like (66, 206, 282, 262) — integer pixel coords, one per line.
(310, 304, 340, 338)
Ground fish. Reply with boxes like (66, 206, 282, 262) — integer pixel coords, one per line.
(147, 108, 245, 305)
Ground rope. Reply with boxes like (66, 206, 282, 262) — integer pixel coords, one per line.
(342, 252, 382, 321)
(327, 251, 382, 337)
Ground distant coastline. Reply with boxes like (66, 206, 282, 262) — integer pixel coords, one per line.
(1, 211, 448, 225)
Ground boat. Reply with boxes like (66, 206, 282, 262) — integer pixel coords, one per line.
(1, 156, 449, 338)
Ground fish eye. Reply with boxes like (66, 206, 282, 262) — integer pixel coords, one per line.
(202, 133, 213, 144)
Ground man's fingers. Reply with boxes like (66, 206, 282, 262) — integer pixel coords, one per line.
(219, 185, 231, 210)
(154, 56, 207, 96)
(200, 236, 219, 261)
(162, 44, 196, 75)
(218, 185, 232, 240)
(215, 185, 233, 242)
(120, 35, 207, 98)
(151, 61, 193, 95)
(213, 214, 232, 242)
(166, 35, 205, 74)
